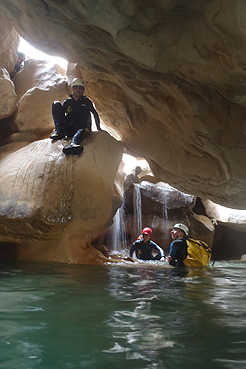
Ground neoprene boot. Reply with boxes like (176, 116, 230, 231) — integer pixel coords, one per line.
(63, 143, 84, 155)
(62, 129, 86, 155)
(50, 131, 66, 140)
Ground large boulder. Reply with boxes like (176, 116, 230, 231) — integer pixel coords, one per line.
(0, 14, 19, 74)
(9, 59, 68, 142)
(12, 58, 66, 100)
(0, 68, 17, 119)
(0, 131, 124, 264)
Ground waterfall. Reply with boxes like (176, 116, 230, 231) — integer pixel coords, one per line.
(133, 183, 142, 237)
(112, 202, 127, 253)
(161, 188, 169, 245)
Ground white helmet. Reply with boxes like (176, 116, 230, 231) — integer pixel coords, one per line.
(173, 223, 189, 236)
(71, 78, 85, 88)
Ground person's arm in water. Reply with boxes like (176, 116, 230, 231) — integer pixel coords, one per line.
(168, 239, 187, 266)
(129, 243, 137, 258)
(168, 241, 178, 266)
(151, 241, 165, 260)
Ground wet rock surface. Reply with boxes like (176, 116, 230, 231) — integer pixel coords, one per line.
(0, 132, 124, 264)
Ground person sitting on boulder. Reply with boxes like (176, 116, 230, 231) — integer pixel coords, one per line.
(50, 78, 101, 155)
(168, 223, 188, 267)
(10, 51, 25, 78)
(130, 227, 165, 261)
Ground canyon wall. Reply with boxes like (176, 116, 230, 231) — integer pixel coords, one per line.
(0, 0, 245, 208)
(0, 1, 246, 262)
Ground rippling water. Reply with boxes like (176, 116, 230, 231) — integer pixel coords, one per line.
(0, 261, 245, 369)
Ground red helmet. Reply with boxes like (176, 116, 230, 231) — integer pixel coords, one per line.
(142, 227, 152, 235)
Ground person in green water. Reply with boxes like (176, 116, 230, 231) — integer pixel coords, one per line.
(168, 223, 189, 267)
(130, 227, 165, 261)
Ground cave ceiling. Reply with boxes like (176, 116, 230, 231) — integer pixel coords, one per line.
(0, 0, 246, 209)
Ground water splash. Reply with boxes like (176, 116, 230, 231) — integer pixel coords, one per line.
(133, 183, 142, 237)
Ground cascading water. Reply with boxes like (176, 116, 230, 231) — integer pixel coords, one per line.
(161, 187, 169, 245)
(111, 201, 127, 253)
(111, 183, 169, 254)
(133, 183, 142, 237)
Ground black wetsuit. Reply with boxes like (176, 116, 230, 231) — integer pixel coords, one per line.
(169, 238, 188, 267)
(63, 96, 100, 133)
(52, 95, 100, 145)
(130, 239, 164, 260)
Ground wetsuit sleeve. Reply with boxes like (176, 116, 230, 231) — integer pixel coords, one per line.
(169, 239, 187, 267)
(130, 243, 136, 257)
(151, 241, 164, 257)
(169, 241, 178, 266)
(62, 99, 70, 116)
(88, 99, 100, 130)
(169, 241, 177, 260)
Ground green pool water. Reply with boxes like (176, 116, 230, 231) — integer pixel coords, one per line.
(0, 260, 245, 369)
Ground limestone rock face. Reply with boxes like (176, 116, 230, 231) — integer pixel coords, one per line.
(202, 199, 246, 231)
(125, 181, 196, 217)
(0, 14, 19, 74)
(0, 1, 245, 208)
(0, 68, 17, 119)
(11, 59, 68, 142)
(0, 132, 124, 264)
(13, 59, 66, 100)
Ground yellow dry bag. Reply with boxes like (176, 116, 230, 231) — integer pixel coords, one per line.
(183, 238, 212, 267)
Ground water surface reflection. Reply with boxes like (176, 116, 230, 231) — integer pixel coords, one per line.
(104, 263, 246, 368)
(0, 261, 245, 369)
